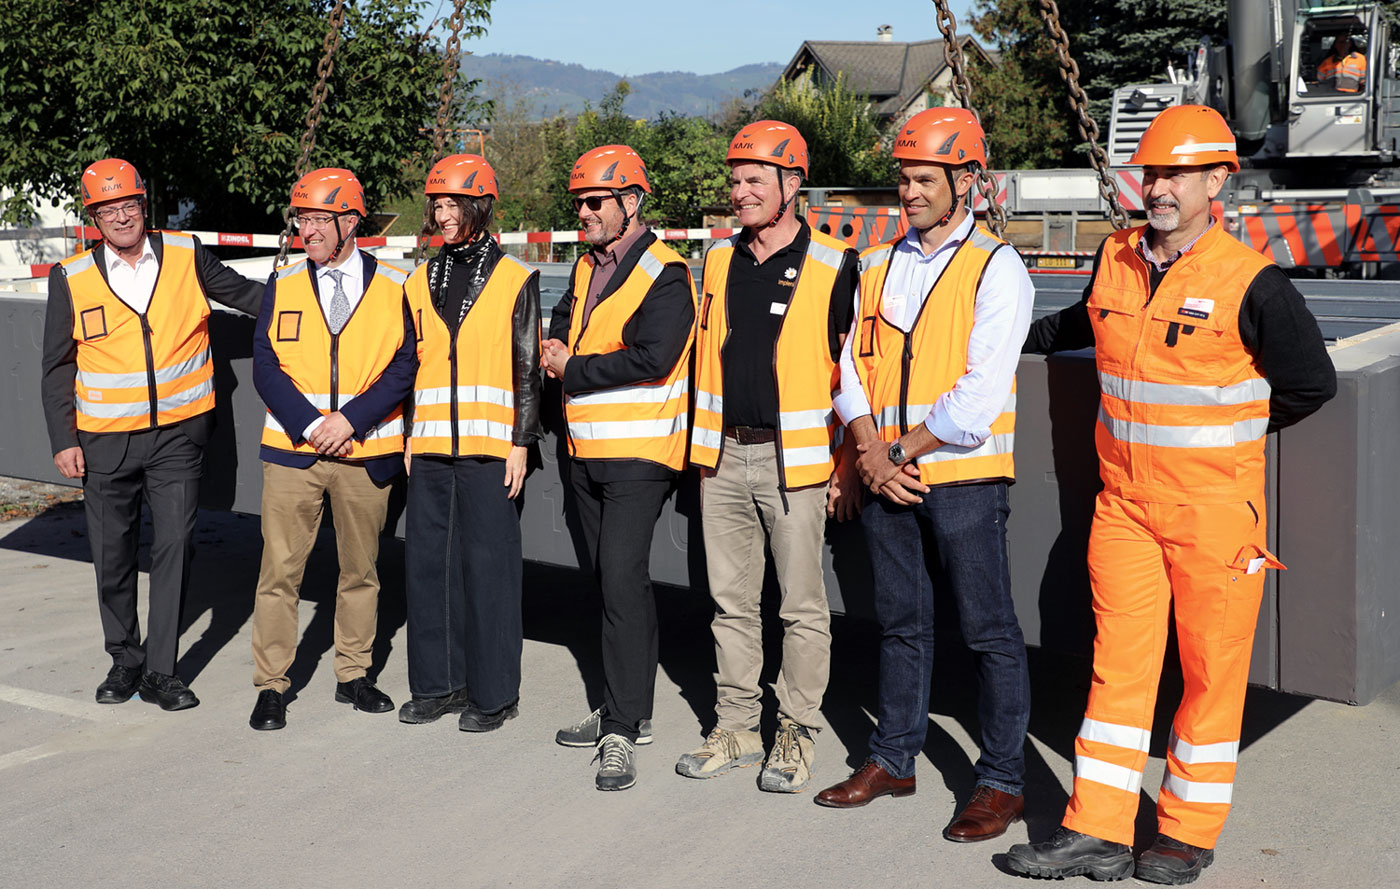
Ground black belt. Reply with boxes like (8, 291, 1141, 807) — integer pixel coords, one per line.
(723, 425, 776, 445)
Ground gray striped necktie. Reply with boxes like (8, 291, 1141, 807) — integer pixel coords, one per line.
(326, 268, 349, 334)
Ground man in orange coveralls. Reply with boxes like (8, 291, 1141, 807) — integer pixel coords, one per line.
(1006, 105, 1336, 885)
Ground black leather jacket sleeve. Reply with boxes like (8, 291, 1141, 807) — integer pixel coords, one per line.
(512, 272, 544, 446)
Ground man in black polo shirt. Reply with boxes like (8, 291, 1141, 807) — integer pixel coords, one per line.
(680, 121, 859, 793)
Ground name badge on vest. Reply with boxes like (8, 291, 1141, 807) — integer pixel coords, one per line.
(769, 302, 787, 316)
(1178, 297, 1214, 320)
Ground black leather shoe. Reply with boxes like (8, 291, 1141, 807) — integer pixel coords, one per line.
(335, 677, 393, 713)
(249, 689, 286, 731)
(458, 699, 519, 732)
(398, 687, 472, 724)
(1135, 834, 1215, 885)
(137, 671, 199, 711)
(1006, 826, 1134, 881)
(95, 664, 142, 704)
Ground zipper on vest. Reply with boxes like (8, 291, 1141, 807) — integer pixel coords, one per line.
(139, 313, 158, 429)
(330, 333, 340, 412)
(898, 332, 914, 434)
(448, 331, 460, 458)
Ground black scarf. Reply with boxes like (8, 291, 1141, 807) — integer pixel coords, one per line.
(427, 233, 499, 332)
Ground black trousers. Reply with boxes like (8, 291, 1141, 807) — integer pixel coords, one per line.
(567, 459, 674, 742)
(83, 426, 202, 676)
(404, 456, 523, 710)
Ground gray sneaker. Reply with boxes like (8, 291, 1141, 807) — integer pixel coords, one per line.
(555, 707, 652, 747)
(594, 733, 637, 791)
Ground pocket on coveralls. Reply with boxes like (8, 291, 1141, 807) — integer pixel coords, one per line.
(1220, 543, 1286, 643)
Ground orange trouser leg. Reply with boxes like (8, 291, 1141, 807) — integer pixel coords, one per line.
(1156, 499, 1268, 850)
(1064, 493, 1174, 846)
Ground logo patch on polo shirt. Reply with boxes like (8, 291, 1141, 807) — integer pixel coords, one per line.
(1178, 297, 1214, 320)
(784, 266, 797, 280)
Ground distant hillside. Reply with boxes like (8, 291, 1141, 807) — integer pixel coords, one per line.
(461, 53, 785, 119)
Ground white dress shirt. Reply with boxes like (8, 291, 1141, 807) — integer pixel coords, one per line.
(104, 237, 159, 314)
(303, 249, 365, 441)
(833, 214, 1035, 448)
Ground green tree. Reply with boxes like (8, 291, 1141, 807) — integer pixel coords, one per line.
(0, 0, 491, 229)
(751, 71, 895, 188)
(968, 0, 1227, 168)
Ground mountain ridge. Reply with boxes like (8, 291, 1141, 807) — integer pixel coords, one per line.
(462, 53, 785, 119)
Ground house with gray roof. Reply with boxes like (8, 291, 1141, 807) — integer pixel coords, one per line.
(779, 24, 998, 128)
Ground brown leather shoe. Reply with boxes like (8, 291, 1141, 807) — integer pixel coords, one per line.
(943, 784, 1025, 842)
(814, 759, 916, 808)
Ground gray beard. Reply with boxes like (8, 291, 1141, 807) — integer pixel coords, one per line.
(1147, 207, 1180, 232)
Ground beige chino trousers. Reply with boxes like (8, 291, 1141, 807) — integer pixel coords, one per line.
(702, 439, 832, 731)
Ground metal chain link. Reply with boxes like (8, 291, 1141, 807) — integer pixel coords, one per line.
(1037, 0, 1131, 230)
(275, 0, 350, 268)
(931, 0, 1007, 236)
(415, 0, 471, 264)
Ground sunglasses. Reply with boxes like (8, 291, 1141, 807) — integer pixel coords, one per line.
(572, 195, 617, 213)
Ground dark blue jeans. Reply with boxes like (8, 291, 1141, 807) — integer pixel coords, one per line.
(861, 481, 1030, 794)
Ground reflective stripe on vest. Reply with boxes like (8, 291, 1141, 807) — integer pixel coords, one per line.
(63, 232, 215, 433)
(260, 257, 409, 460)
(405, 253, 534, 459)
(564, 238, 695, 470)
(691, 228, 849, 488)
(853, 228, 1016, 486)
(1088, 224, 1274, 502)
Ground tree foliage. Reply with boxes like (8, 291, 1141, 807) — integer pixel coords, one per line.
(0, 0, 491, 229)
(750, 71, 895, 188)
(968, 0, 1227, 168)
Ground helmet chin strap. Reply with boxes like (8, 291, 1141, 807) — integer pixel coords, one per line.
(935, 167, 961, 228)
(327, 213, 355, 264)
(762, 166, 796, 229)
(601, 190, 637, 250)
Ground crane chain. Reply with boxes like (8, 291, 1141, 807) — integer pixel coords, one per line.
(932, 0, 1007, 237)
(415, 0, 472, 264)
(276, 0, 350, 268)
(1037, 0, 1131, 230)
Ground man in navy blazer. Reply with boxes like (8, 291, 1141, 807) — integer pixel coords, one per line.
(247, 168, 416, 731)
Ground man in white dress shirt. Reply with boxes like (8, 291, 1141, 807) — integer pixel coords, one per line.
(813, 109, 1035, 846)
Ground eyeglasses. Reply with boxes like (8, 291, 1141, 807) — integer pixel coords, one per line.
(293, 213, 339, 230)
(572, 195, 616, 213)
(92, 200, 143, 222)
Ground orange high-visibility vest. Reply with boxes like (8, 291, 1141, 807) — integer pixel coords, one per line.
(1087, 224, 1274, 503)
(405, 252, 535, 459)
(1319, 51, 1366, 91)
(62, 232, 215, 434)
(563, 239, 695, 471)
(853, 227, 1017, 486)
(692, 229, 849, 489)
(260, 257, 409, 460)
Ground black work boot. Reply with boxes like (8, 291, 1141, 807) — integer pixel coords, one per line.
(1006, 826, 1135, 880)
(1135, 834, 1215, 885)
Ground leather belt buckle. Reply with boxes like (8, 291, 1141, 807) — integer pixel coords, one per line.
(724, 425, 776, 445)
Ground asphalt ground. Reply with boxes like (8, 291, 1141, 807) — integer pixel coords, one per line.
(2, 503, 1398, 889)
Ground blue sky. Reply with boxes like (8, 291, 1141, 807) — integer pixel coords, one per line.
(432, 0, 981, 76)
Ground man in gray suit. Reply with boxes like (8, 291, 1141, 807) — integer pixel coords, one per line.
(41, 158, 262, 709)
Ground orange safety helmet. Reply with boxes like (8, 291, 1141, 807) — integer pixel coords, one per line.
(290, 167, 367, 215)
(424, 154, 499, 198)
(80, 158, 145, 207)
(892, 108, 988, 169)
(726, 120, 809, 177)
(569, 145, 651, 194)
(1129, 104, 1240, 172)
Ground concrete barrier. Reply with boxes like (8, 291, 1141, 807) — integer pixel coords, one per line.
(2, 288, 1397, 703)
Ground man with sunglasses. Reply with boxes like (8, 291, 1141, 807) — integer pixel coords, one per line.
(542, 145, 696, 790)
(42, 158, 263, 710)
(247, 168, 416, 731)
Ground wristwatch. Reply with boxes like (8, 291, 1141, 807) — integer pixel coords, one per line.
(888, 441, 909, 466)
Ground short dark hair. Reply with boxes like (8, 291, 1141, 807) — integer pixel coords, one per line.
(421, 194, 495, 240)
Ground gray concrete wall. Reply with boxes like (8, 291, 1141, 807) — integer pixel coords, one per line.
(3, 292, 1397, 702)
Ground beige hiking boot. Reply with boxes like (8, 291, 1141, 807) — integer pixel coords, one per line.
(759, 718, 815, 793)
(675, 726, 764, 779)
